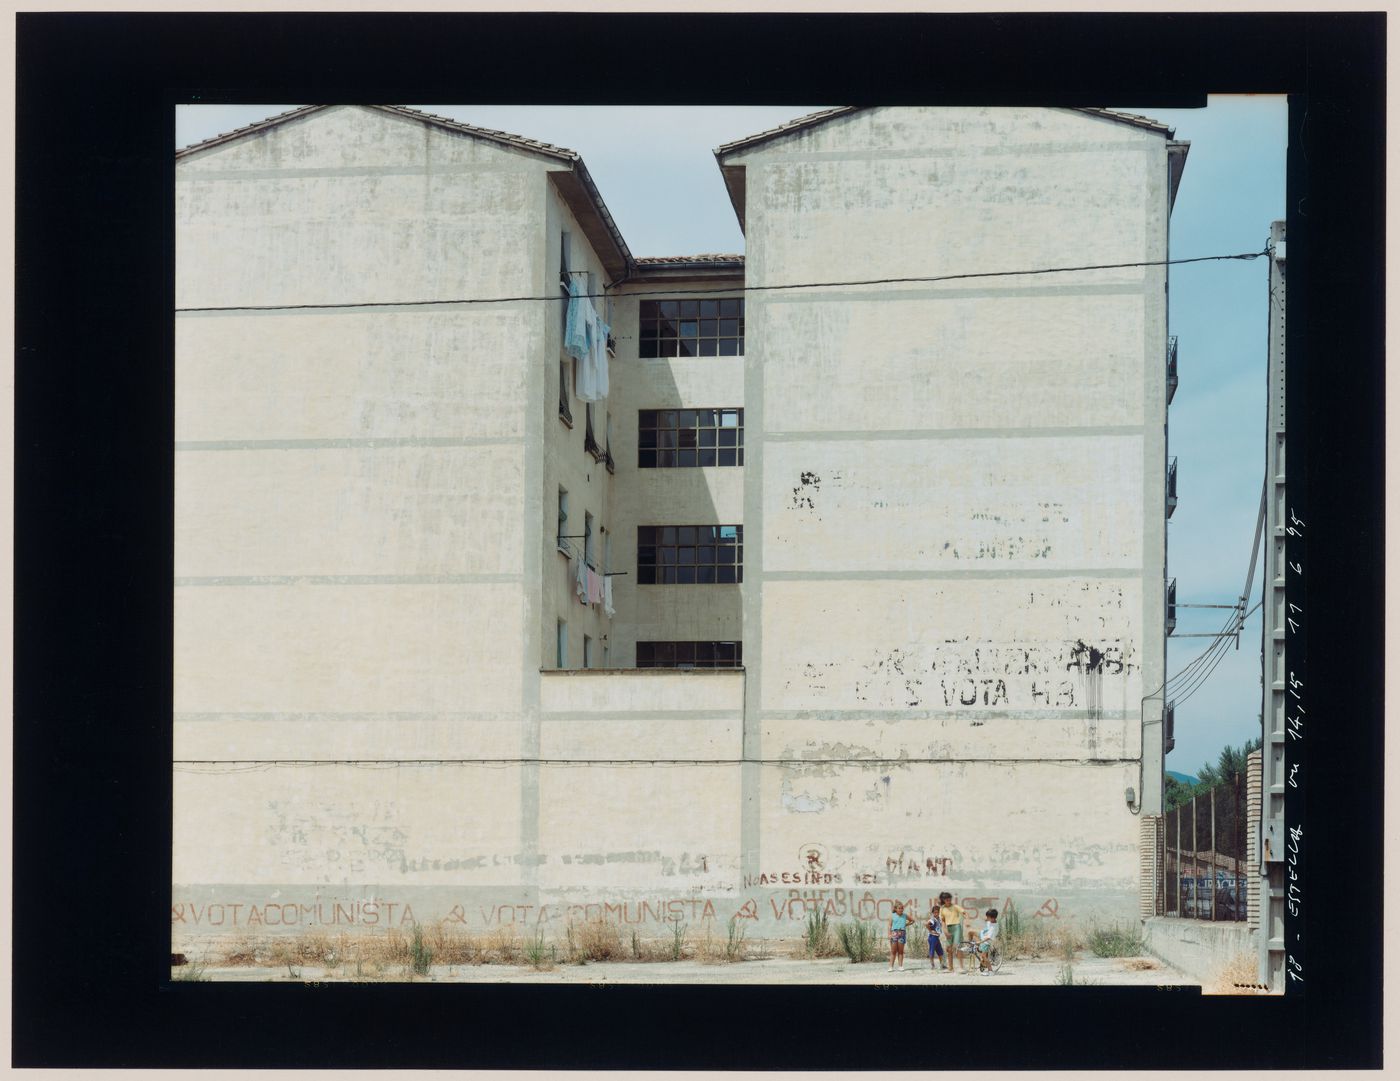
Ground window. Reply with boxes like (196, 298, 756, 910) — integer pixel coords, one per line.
(637, 525, 742, 584)
(557, 488, 569, 551)
(636, 642, 742, 669)
(603, 642, 610, 668)
(558, 359, 573, 426)
(638, 298, 744, 358)
(556, 620, 568, 669)
(604, 412, 615, 474)
(584, 511, 595, 567)
(639, 408, 743, 469)
(583, 635, 594, 669)
(584, 402, 604, 460)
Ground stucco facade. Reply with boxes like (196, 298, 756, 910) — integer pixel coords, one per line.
(173, 105, 1180, 945)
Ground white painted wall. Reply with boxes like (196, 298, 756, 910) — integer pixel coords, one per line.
(173, 106, 1174, 950)
(731, 106, 1170, 930)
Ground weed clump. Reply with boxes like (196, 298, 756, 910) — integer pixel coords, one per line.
(409, 924, 433, 975)
(724, 916, 747, 962)
(1085, 924, 1147, 958)
(835, 919, 881, 963)
(803, 909, 838, 957)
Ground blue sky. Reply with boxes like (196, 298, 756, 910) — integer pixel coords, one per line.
(177, 99, 1287, 776)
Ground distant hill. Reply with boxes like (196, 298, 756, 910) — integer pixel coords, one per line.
(1166, 770, 1199, 786)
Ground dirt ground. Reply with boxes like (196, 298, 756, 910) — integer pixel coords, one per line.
(187, 953, 1195, 986)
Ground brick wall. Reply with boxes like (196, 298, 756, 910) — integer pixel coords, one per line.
(1246, 749, 1262, 928)
(1140, 814, 1163, 917)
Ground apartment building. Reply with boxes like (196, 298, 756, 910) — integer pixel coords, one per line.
(173, 104, 1185, 944)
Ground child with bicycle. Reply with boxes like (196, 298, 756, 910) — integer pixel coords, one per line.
(972, 907, 1000, 975)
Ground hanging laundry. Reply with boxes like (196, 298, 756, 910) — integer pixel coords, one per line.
(574, 554, 589, 604)
(566, 278, 606, 403)
(586, 567, 604, 606)
(603, 574, 615, 618)
(564, 279, 591, 362)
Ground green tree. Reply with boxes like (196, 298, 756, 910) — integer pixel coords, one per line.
(1164, 773, 1194, 810)
(1195, 736, 1262, 790)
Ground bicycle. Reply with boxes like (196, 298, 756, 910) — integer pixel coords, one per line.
(956, 936, 1004, 975)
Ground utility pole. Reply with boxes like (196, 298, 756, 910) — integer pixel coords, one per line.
(1258, 221, 1287, 989)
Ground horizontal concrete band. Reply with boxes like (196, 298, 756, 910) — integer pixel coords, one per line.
(179, 163, 540, 181)
(175, 574, 523, 586)
(746, 140, 1160, 165)
(540, 710, 744, 721)
(175, 436, 526, 451)
(176, 303, 534, 317)
(174, 710, 742, 722)
(763, 425, 1145, 442)
(174, 756, 1142, 766)
(174, 712, 527, 723)
(759, 282, 1151, 304)
(759, 567, 1146, 581)
(760, 709, 1138, 721)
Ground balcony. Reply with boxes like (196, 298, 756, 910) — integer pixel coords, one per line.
(1167, 335, 1179, 405)
(1166, 578, 1177, 636)
(1164, 699, 1176, 754)
(1166, 456, 1178, 518)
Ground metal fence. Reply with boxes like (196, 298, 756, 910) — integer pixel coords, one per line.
(1161, 774, 1248, 921)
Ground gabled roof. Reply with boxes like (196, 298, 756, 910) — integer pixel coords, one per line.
(714, 105, 1175, 158)
(714, 105, 1180, 231)
(176, 104, 633, 279)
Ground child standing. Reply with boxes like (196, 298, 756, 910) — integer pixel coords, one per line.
(938, 891, 968, 973)
(888, 901, 910, 971)
(926, 904, 947, 970)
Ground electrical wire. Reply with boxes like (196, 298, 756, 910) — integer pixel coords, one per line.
(174, 250, 1267, 314)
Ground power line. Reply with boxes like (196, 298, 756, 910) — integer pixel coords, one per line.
(174, 249, 1267, 314)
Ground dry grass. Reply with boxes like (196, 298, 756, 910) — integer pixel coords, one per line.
(426, 923, 483, 965)
(1123, 957, 1158, 971)
(1000, 921, 1084, 961)
(1204, 951, 1271, 995)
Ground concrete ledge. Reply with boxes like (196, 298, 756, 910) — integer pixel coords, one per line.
(1143, 916, 1259, 986)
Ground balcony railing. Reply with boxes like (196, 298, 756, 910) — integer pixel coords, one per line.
(1164, 699, 1176, 754)
(1167, 335, 1179, 405)
(1167, 456, 1178, 518)
(1166, 578, 1177, 636)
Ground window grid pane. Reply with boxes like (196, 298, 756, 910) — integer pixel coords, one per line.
(639, 299, 744, 358)
(637, 525, 743, 584)
(638, 408, 744, 470)
(636, 641, 743, 669)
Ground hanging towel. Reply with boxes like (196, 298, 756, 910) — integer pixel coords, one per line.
(603, 575, 615, 618)
(564, 279, 591, 362)
(574, 555, 589, 604)
(587, 567, 604, 605)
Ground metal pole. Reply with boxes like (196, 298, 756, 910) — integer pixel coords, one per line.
(1235, 771, 1243, 920)
(1210, 787, 1218, 921)
(1174, 807, 1182, 916)
(1191, 797, 1199, 918)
